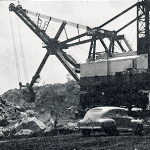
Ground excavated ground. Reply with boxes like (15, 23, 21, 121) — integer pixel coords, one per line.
(0, 132, 150, 150)
(1, 82, 150, 149)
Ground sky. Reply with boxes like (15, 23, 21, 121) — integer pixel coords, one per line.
(0, 0, 138, 95)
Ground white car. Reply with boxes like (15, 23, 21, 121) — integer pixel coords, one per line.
(77, 106, 143, 136)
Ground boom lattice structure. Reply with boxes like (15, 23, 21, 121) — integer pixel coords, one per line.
(9, 1, 150, 112)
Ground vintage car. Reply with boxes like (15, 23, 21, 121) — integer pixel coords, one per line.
(76, 106, 143, 136)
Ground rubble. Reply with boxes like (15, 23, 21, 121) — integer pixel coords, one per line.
(15, 105, 26, 112)
(14, 117, 46, 133)
(0, 117, 9, 127)
(0, 130, 4, 138)
(0, 96, 48, 139)
(38, 111, 52, 124)
(0, 81, 80, 139)
(26, 110, 37, 117)
(14, 129, 34, 137)
(44, 126, 53, 135)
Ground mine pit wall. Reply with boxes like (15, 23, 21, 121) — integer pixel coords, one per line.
(80, 53, 150, 110)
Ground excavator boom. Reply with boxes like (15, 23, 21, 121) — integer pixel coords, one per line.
(9, 3, 83, 101)
(9, 3, 85, 102)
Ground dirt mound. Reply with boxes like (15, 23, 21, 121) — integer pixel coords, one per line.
(2, 81, 80, 120)
(0, 81, 81, 139)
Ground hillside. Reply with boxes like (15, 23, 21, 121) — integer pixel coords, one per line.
(2, 80, 80, 120)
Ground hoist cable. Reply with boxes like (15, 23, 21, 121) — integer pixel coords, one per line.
(47, 27, 83, 62)
(48, 26, 88, 55)
(26, 9, 88, 30)
(114, 42, 121, 51)
(9, 12, 21, 83)
(17, 17, 29, 83)
(45, 18, 88, 55)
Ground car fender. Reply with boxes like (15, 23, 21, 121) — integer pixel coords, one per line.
(131, 119, 143, 129)
(97, 118, 117, 128)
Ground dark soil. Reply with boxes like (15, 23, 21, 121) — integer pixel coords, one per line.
(0, 132, 150, 150)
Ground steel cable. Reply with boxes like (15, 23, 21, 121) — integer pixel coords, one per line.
(17, 17, 29, 83)
(9, 12, 21, 82)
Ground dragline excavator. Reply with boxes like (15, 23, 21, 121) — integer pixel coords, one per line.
(9, 1, 150, 112)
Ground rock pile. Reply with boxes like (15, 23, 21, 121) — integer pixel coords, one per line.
(0, 96, 55, 139)
(0, 81, 81, 139)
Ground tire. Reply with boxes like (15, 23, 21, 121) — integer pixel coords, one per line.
(134, 125, 143, 136)
(81, 129, 91, 136)
(104, 126, 117, 136)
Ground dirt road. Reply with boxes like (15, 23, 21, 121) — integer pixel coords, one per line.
(0, 132, 150, 150)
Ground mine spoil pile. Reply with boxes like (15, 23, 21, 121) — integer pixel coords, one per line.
(0, 81, 80, 140)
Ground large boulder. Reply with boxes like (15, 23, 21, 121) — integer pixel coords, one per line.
(2, 123, 18, 137)
(44, 126, 53, 134)
(14, 105, 26, 112)
(46, 117, 55, 127)
(14, 117, 46, 133)
(2, 127, 11, 137)
(38, 111, 52, 124)
(20, 112, 28, 118)
(14, 129, 34, 137)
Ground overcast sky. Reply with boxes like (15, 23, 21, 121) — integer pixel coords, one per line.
(0, 0, 138, 95)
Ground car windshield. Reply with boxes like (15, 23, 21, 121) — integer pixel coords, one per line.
(84, 108, 102, 120)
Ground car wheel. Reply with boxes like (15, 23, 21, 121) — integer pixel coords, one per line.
(104, 126, 117, 136)
(134, 125, 143, 136)
(81, 129, 91, 136)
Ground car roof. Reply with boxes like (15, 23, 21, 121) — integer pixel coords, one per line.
(84, 106, 127, 119)
(90, 106, 126, 113)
